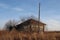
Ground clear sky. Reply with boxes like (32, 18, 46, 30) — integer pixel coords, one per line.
(0, 0, 60, 31)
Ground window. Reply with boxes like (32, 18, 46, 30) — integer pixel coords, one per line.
(40, 26, 43, 31)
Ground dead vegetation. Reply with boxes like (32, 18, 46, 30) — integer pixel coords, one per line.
(0, 30, 60, 40)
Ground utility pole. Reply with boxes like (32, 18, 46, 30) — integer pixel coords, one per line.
(38, 2, 40, 33)
(38, 0, 40, 21)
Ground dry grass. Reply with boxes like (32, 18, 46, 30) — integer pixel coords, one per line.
(0, 30, 60, 40)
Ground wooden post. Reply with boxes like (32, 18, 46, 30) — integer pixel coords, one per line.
(38, 2, 40, 33)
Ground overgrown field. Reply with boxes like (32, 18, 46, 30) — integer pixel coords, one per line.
(0, 31, 60, 40)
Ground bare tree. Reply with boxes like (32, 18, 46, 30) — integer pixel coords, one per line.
(19, 15, 37, 22)
(4, 20, 17, 31)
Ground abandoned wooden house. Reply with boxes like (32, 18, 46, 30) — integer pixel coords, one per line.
(16, 18, 46, 32)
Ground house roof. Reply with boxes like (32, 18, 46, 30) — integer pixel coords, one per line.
(16, 18, 46, 26)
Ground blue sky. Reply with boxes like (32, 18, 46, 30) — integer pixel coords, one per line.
(0, 0, 60, 31)
(0, 0, 39, 29)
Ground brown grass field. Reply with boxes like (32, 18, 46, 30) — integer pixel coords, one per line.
(0, 30, 60, 40)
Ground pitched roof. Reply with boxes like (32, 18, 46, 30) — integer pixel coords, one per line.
(16, 18, 46, 26)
